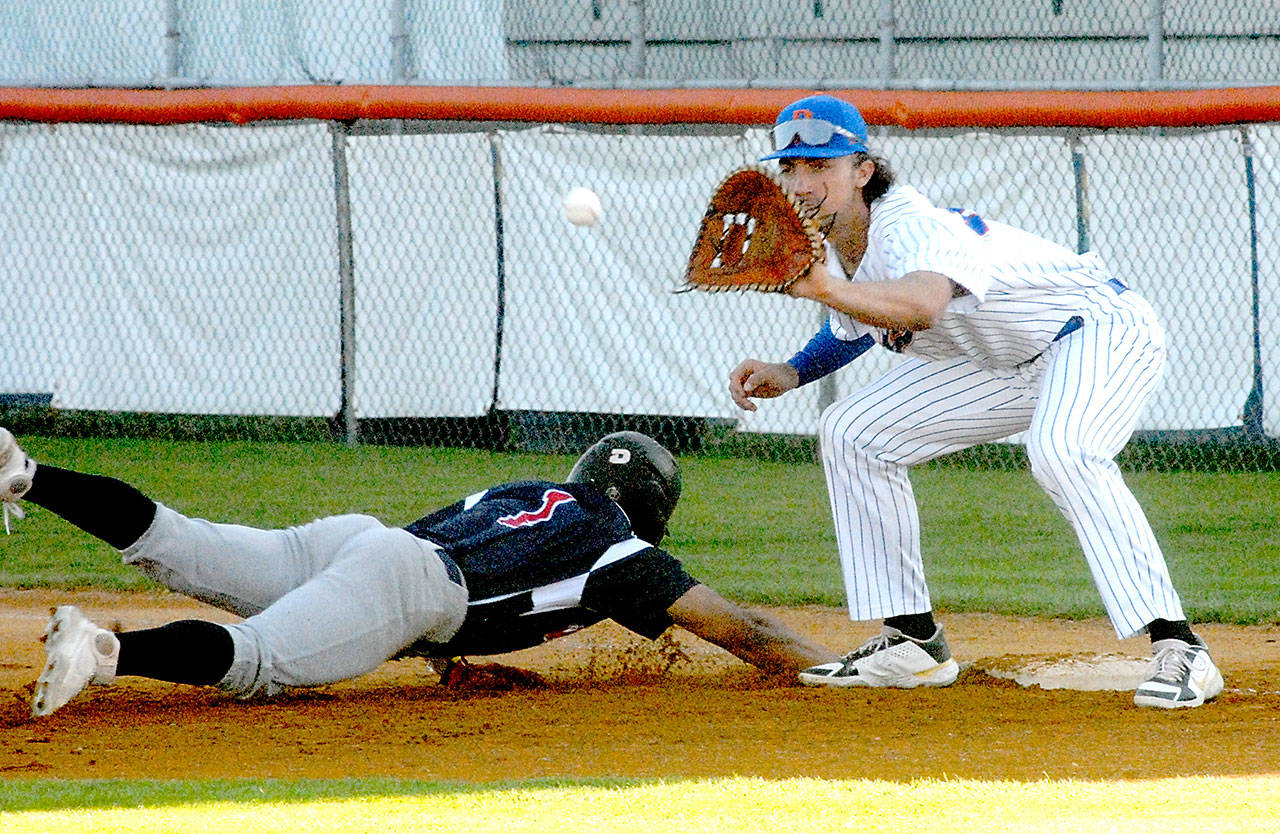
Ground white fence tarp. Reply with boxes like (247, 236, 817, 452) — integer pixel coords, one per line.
(1, 122, 340, 416)
(347, 132, 499, 418)
(1253, 125, 1280, 437)
(1084, 130, 1255, 432)
(1, 122, 1273, 436)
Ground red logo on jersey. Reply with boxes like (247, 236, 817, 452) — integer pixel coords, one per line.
(498, 489, 576, 528)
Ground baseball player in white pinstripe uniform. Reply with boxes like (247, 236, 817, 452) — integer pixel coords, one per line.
(728, 94, 1223, 708)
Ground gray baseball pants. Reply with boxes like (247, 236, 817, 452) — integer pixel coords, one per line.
(121, 504, 468, 696)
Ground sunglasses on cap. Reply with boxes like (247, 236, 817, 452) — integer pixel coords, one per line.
(770, 117, 865, 152)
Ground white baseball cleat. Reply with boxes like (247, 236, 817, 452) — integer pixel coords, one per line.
(31, 605, 120, 717)
(800, 624, 960, 688)
(1133, 636, 1224, 709)
(0, 427, 36, 534)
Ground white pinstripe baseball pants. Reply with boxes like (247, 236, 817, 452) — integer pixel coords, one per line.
(819, 292, 1186, 639)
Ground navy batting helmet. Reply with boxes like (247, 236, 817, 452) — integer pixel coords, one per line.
(567, 431, 682, 544)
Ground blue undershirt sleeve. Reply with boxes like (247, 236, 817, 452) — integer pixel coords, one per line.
(786, 318, 875, 386)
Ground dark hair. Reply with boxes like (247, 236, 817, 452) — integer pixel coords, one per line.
(854, 152, 896, 207)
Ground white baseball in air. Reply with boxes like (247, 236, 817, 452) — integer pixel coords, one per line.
(562, 187, 603, 227)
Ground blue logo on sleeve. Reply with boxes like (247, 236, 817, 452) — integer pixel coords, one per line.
(947, 207, 989, 236)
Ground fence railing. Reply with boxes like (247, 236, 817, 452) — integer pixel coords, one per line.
(2, 1, 1278, 90)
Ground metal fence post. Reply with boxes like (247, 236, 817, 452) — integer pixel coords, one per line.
(390, 0, 410, 83)
(627, 0, 647, 80)
(816, 309, 837, 414)
(1241, 126, 1265, 439)
(1070, 133, 1091, 254)
(330, 121, 359, 446)
(163, 0, 181, 86)
(878, 0, 896, 88)
(488, 134, 507, 414)
(389, 0, 410, 135)
(1146, 0, 1165, 84)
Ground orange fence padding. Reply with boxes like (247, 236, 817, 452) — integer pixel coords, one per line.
(2, 86, 1279, 129)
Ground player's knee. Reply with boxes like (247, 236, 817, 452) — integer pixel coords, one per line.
(217, 622, 384, 698)
(1026, 434, 1095, 491)
(818, 401, 877, 460)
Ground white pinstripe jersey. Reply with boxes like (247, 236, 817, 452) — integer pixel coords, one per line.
(828, 185, 1138, 369)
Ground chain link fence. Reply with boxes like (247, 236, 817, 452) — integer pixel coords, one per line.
(1, 0, 1278, 89)
(2, 114, 1279, 468)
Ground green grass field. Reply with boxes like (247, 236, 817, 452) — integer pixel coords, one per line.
(3, 435, 1279, 828)
(5, 435, 1279, 624)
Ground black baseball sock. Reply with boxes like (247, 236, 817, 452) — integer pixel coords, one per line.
(1147, 618, 1196, 644)
(116, 621, 236, 686)
(23, 465, 157, 550)
(883, 612, 938, 641)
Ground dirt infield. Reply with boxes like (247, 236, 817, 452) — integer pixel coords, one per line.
(2, 589, 1278, 783)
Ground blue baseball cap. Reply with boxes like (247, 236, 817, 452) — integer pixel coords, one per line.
(761, 94, 869, 160)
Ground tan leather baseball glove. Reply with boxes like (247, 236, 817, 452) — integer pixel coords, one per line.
(682, 166, 824, 294)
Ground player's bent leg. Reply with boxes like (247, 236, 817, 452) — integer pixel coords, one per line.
(123, 505, 389, 617)
(1026, 435, 1185, 634)
(17, 463, 157, 548)
(1025, 316, 1182, 638)
(218, 526, 467, 697)
(818, 358, 1035, 621)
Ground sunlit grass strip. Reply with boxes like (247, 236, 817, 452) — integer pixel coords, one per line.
(2, 776, 1279, 833)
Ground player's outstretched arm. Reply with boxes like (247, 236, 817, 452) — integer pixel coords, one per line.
(666, 584, 838, 675)
(790, 265, 956, 331)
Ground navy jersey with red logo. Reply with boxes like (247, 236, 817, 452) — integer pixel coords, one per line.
(401, 480, 697, 657)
